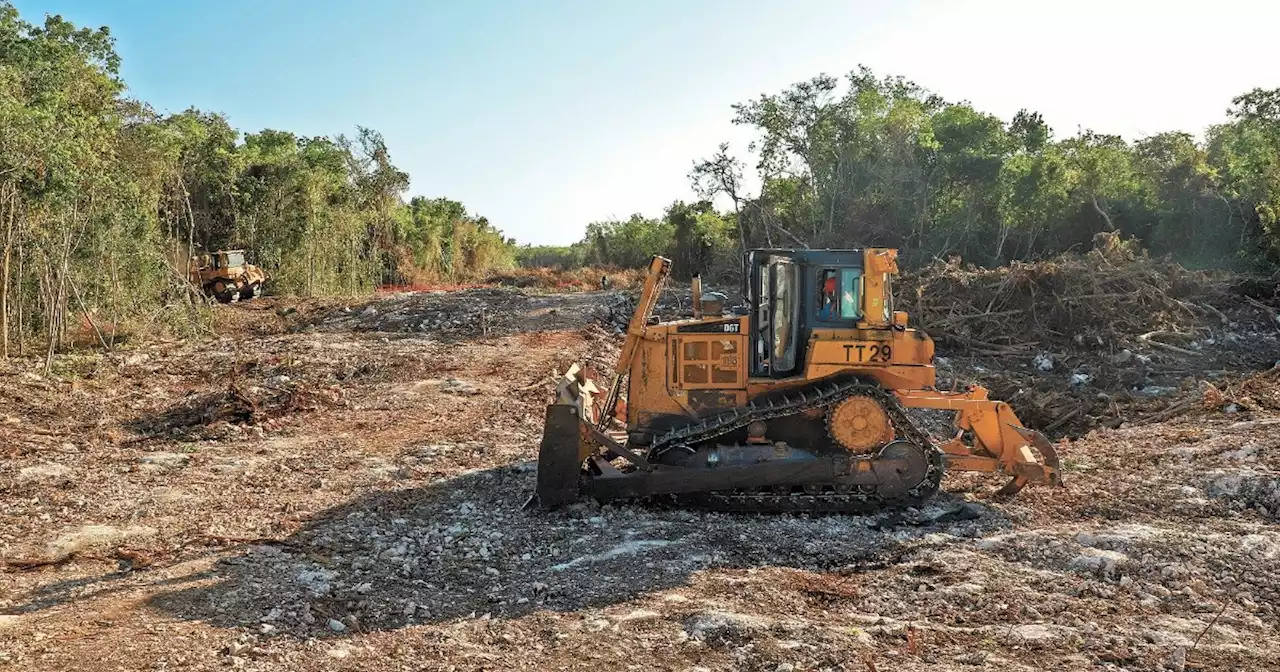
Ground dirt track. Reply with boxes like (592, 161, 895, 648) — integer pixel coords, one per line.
(2, 288, 1279, 671)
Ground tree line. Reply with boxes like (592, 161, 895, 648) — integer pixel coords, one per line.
(0, 4, 515, 362)
(524, 67, 1280, 277)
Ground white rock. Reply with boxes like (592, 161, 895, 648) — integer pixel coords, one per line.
(327, 619, 347, 633)
(1011, 623, 1059, 643)
(40, 524, 156, 561)
(439, 377, 481, 396)
(18, 463, 71, 484)
(296, 568, 338, 597)
(683, 611, 765, 641)
(549, 539, 674, 571)
(1225, 443, 1263, 461)
(1033, 353, 1055, 372)
(1071, 548, 1128, 574)
(138, 452, 191, 469)
(975, 537, 1004, 551)
(612, 609, 661, 625)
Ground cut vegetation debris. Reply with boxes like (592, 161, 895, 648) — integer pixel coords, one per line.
(897, 238, 1280, 436)
(0, 257, 1279, 671)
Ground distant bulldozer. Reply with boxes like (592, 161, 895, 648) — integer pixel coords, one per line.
(189, 250, 266, 302)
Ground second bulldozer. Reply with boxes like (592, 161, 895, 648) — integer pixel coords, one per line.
(533, 248, 1061, 512)
(189, 250, 266, 303)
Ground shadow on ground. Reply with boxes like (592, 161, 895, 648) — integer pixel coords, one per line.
(140, 464, 1010, 638)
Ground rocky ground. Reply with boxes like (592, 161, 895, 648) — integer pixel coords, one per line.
(1, 286, 1279, 671)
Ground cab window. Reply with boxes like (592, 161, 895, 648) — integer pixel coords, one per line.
(817, 269, 839, 320)
(817, 268, 862, 321)
(771, 262, 797, 371)
(840, 269, 862, 319)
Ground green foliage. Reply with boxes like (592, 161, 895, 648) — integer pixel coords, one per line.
(515, 244, 586, 269)
(565, 68, 1280, 278)
(392, 197, 514, 283)
(0, 2, 515, 362)
(698, 66, 1280, 270)
(567, 202, 736, 280)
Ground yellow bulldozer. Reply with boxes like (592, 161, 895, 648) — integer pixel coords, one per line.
(189, 249, 266, 303)
(532, 248, 1061, 512)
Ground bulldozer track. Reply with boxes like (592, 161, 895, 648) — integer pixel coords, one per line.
(648, 378, 944, 513)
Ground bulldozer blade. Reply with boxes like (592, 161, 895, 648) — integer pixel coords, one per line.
(530, 404, 588, 508)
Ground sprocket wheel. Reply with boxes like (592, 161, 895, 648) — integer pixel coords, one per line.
(826, 394, 895, 453)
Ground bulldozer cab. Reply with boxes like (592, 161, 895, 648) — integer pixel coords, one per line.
(212, 250, 246, 270)
(746, 249, 886, 378)
(190, 253, 212, 270)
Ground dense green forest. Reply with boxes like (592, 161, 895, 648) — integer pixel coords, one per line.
(0, 4, 514, 360)
(523, 68, 1280, 279)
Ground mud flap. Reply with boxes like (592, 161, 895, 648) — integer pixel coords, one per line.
(530, 404, 587, 508)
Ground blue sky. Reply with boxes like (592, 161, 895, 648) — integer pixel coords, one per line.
(10, 0, 1280, 245)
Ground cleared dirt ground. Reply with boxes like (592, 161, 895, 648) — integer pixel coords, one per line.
(2, 288, 1279, 671)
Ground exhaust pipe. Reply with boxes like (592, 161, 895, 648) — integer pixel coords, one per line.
(692, 274, 703, 319)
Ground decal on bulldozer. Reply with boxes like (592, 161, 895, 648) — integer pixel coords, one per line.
(838, 342, 892, 363)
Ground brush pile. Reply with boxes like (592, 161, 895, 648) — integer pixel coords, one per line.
(899, 234, 1278, 360)
(898, 234, 1280, 436)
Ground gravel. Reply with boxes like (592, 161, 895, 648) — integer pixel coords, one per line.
(1, 287, 1278, 671)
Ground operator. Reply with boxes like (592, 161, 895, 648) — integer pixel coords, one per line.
(818, 274, 838, 320)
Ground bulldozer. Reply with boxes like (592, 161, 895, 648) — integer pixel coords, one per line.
(189, 250, 266, 303)
(532, 248, 1062, 512)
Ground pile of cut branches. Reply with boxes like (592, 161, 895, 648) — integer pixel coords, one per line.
(897, 237, 1278, 358)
